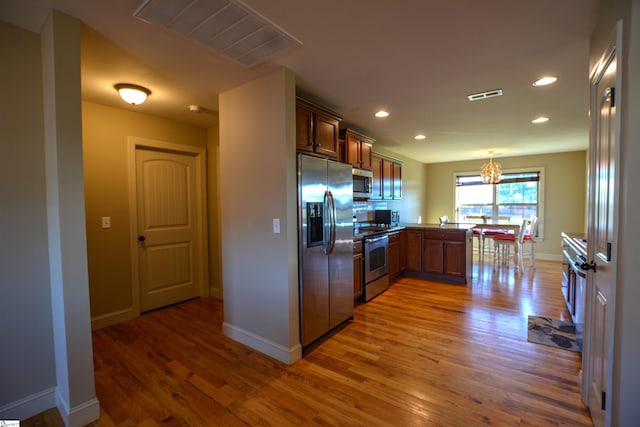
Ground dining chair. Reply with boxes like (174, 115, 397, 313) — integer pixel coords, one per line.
(522, 216, 539, 267)
(492, 219, 527, 271)
(465, 215, 489, 261)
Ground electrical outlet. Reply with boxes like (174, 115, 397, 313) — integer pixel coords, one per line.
(101, 216, 111, 229)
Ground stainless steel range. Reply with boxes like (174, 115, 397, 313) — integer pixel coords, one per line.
(363, 233, 389, 301)
(561, 232, 587, 350)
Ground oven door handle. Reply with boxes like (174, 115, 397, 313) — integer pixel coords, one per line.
(365, 235, 389, 244)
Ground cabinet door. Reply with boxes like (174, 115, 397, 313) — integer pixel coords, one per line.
(392, 162, 402, 199)
(405, 230, 423, 272)
(371, 155, 383, 200)
(314, 113, 340, 158)
(388, 241, 400, 278)
(423, 239, 444, 274)
(399, 230, 406, 271)
(353, 252, 363, 300)
(337, 138, 345, 163)
(360, 141, 373, 170)
(295, 106, 314, 153)
(382, 159, 393, 199)
(443, 241, 466, 277)
(346, 135, 361, 168)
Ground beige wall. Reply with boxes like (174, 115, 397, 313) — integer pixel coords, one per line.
(368, 146, 429, 224)
(219, 69, 300, 364)
(0, 19, 58, 414)
(206, 126, 223, 298)
(422, 150, 587, 258)
(82, 101, 220, 325)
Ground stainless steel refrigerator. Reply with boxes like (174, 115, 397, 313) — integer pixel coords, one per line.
(298, 154, 353, 347)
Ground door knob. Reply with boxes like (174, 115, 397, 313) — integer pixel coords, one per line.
(580, 260, 597, 272)
(138, 235, 146, 242)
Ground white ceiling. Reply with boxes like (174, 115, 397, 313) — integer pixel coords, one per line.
(0, 0, 599, 164)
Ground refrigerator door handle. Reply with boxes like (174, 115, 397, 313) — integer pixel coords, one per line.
(323, 190, 336, 255)
(328, 190, 336, 254)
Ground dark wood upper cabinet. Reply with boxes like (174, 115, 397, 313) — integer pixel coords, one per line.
(296, 97, 342, 159)
(340, 128, 373, 170)
(371, 153, 402, 200)
(392, 162, 402, 199)
(371, 155, 383, 199)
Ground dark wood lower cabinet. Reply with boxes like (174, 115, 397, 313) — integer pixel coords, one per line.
(353, 240, 363, 300)
(405, 227, 472, 284)
(405, 229, 423, 272)
(388, 231, 401, 280)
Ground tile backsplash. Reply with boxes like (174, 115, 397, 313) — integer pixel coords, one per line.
(353, 200, 393, 222)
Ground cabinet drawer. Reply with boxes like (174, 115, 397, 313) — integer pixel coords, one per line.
(388, 232, 400, 244)
(423, 230, 466, 241)
(353, 240, 363, 254)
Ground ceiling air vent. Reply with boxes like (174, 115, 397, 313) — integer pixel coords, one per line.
(467, 89, 503, 101)
(134, 0, 301, 67)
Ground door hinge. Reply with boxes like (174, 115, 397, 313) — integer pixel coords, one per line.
(610, 87, 615, 108)
(607, 242, 612, 261)
(602, 391, 606, 411)
(605, 87, 615, 107)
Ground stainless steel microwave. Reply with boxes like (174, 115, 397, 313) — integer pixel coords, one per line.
(352, 167, 373, 200)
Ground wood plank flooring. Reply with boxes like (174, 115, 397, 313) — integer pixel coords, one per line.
(27, 260, 593, 426)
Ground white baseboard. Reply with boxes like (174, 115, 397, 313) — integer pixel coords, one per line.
(3, 388, 101, 427)
(56, 391, 100, 427)
(222, 322, 302, 365)
(91, 306, 138, 330)
(0, 387, 56, 421)
(533, 253, 562, 262)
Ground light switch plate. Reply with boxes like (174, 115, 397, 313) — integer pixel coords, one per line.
(101, 216, 111, 229)
(272, 218, 280, 234)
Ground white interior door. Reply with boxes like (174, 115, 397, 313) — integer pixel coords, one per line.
(136, 147, 201, 312)
(585, 42, 618, 427)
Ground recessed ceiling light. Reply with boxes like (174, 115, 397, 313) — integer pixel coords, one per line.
(375, 110, 389, 118)
(414, 134, 426, 140)
(532, 117, 549, 124)
(533, 76, 558, 87)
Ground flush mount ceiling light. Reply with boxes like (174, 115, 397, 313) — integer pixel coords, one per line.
(375, 110, 389, 118)
(480, 150, 502, 184)
(532, 116, 549, 124)
(533, 76, 558, 87)
(114, 83, 151, 105)
(414, 134, 426, 140)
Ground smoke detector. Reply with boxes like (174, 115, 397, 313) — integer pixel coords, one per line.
(189, 105, 205, 113)
(467, 89, 503, 101)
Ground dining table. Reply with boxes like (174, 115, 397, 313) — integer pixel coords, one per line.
(469, 220, 523, 266)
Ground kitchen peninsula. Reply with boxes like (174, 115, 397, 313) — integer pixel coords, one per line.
(403, 224, 474, 285)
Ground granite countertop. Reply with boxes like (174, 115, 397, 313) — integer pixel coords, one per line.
(353, 223, 474, 241)
(402, 223, 476, 231)
(353, 225, 405, 241)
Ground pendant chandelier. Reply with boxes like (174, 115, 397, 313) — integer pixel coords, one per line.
(481, 151, 503, 184)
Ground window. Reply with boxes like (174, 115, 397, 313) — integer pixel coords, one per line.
(455, 170, 543, 238)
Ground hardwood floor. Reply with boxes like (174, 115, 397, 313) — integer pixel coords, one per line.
(28, 259, 593, 426)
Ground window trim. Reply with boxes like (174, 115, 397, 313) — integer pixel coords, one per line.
(452, 167, 545, 240)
